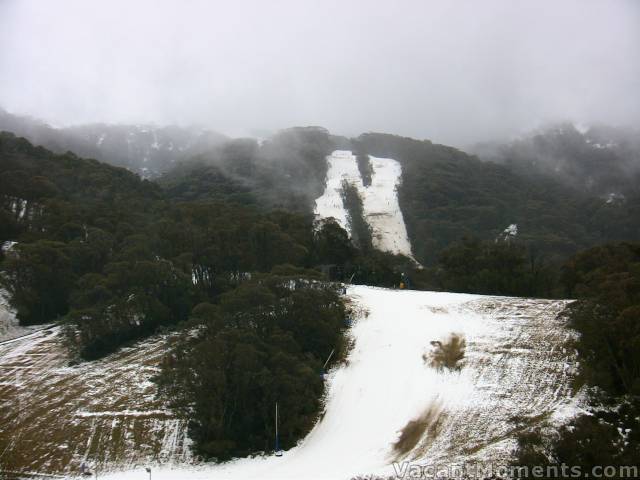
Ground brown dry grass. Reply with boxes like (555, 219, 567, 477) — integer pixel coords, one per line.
(424, 333, 466, 371)
(0, 329, 189, 476)
(393, 402, 443, 457)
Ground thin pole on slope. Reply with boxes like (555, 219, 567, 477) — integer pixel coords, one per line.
(323, 349, 335, 371)
(275, 402, 282, 456)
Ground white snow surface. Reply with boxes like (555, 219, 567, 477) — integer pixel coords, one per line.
(94, 286, 582, 480)
(314, 150, 415, 259)
(503, 224, 518, 237)
(313, 150, 361, 233)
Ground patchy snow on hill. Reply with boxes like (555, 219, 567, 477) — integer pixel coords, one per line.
(314, 150, 415, 259)
(313, 150, 361, 232)
(361, 155, 414, 257)
(0, 286, 584, 479)
(0, 328, 191, 476)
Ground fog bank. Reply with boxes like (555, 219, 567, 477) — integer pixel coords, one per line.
(0, 0, 638, 146)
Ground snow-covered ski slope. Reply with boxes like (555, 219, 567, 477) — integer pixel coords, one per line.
(314, 150, 415, 259)
(0, 286, 583, 479)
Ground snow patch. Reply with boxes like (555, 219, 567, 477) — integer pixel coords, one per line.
(604, 192, 626, 205)
(75, 410, 172, 418)
(574, 123, 589, 135)
(313, 150, 360, 232)
(362, 155, 414, 257)
(503, 224, 518, 237)
(314, 150, 415, 259)
(1, 241, 17, 254)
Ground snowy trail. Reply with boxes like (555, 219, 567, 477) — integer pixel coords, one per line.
(314, 150, 415, 259)
(92, 286, 582, 480)
(313, 150, 361, 233)
(362, 156, 414, 257)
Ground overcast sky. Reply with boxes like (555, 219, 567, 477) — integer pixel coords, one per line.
(0, 0, 638, 146)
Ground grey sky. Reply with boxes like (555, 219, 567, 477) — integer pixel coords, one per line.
(0, 0, 638, 146)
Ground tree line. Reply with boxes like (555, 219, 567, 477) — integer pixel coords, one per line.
(156, 276, 348, 460)
(0, 131, 372, 457)
(514, 242, 640, 471)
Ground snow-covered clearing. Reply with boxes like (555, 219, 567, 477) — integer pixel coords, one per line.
(0, 286, 583, 479)
(314, 150, 415, 259)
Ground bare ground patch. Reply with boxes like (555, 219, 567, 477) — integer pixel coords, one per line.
(393, 401, 444, 458)
(424, 333, 466, 371)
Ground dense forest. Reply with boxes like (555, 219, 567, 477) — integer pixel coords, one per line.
(0, 131, 398, 354)
(0, 131, 404, 457)
(2, 120, 640, 462)
(4, 108, 640, 287)
(155, 127, 640, 298)
(356, 132, 640, 269)
(157, 276, 348, 460)
(474, 123, 640, 198)
(159, 127, 333, 212)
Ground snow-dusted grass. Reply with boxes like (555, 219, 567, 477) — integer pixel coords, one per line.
(0, 286, 584, 479)
(314, 151, 415, 259)
(86, 286, 581, 480)
(0, 328, 190, 476)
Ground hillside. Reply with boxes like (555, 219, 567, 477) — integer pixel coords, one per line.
(0, 285, 582, 479)
(3, 110, 640, 270)
(2, 1, 639, 477)
(159, 127, 335, 213)
(314, 150, 415, 260)
(1, 126, 639, 477)
(355, 132, 640, 266)
(156, 127, 640, 270)
(473, 123, 640, 198)
(0, 108, 227, 178)
(4, 119, 640, 292)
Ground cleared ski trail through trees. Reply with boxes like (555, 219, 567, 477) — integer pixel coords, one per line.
(314, 150, 415, 259)
(0, 286, 583, 479)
